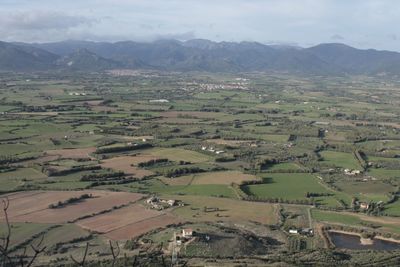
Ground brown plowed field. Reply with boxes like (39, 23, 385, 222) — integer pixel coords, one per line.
(101, 155, 155, 178)
(1, 190, 183, 241)
(105, 214, 182, 240)
(76, 204, 161, 233)
(1, 190, 144, 223)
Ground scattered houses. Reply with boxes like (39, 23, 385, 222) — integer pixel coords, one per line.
(288, 228, 314, 236)
(146, 196, 183, 210)
(199, 82, 249, 91)
(68, 92, 87, 96)
(344, 169, 362, 176)
(149, 99, 169, 103)
(200, 145, 225, 155)
(301, 228, 314, 236)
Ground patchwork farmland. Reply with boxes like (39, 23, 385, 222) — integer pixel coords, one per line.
(2, 70, 400, 266)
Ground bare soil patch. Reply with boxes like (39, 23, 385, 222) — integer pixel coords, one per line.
(101, 155, 155, 178)
(105, 214, 182, 240)
(1, 190, 144, 223)
(84, 100, 103, 106)
(76, 204, 161, 233)
(91, 106, 118, 112)
(22, 155, 60, 165)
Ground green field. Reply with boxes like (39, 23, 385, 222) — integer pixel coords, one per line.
(0, 223, 54, 248)
(154, 184, 236, 198)
(311, 209, 363, 226)
(311, 209, 400, 234)
(320, 151, 361, 169)
(243, 173, 328, 200)
(264, 162, 302, 171)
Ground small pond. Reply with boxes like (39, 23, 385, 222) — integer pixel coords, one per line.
(330, 232, 400, 251)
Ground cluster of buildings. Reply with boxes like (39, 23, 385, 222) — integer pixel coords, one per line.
(126, 138, 147, 146)
(198, 82, 249, 91)
(149, 99, 169, 103)
(175, 228, 197, 246)
(146, 196, 183, 210)
(344, 169, 362, 176)
(201, 146, 225, 155)
(288, 228, 314, 236)
(68, 92, 87, 96)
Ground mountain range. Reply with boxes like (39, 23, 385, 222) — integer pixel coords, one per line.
(1, 39, 400, 75)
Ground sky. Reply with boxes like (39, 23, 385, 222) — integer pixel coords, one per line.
(1, 0, 400, 51)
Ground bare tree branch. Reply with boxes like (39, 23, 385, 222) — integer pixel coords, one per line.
(70, 242, 89, 267)
(109, 240, 120, 267)
(17, 246, 28, 267)
(26, 234, 47, 267)
(131, 255, 138, 267)
(0, 197, 13, 267)
(161, 255, 166, 267)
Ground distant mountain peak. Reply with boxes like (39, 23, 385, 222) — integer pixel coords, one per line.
(56, 48, 122, 71)
(1, 39, 400, 75)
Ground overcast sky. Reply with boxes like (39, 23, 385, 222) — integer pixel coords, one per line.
(1, 0, 400, 51)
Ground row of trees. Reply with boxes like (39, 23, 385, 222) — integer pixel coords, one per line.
(162, 167, 206, 178)
(95, 143, 153, 154)
(48, 194, 93, 209)
(80, 171, 125, 182)
(137, 159, 169, 168)
(42, 165, 101, 177)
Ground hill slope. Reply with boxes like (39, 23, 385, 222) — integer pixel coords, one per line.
(1, 39, 400, 75)
(0, 41, 58, 71)
(56, 49, 123, 71)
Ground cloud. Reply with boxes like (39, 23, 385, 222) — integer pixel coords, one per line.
(331, 34, 345, 40)
(388, 34, 398, 41)
(0, 11, 98, 31)
(139, 24, 154, 30)
(154, 31, 196, 41)
(0, 10, 101, 42)
(0, 0, 400, 51)
(265, 40, 300, 46)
